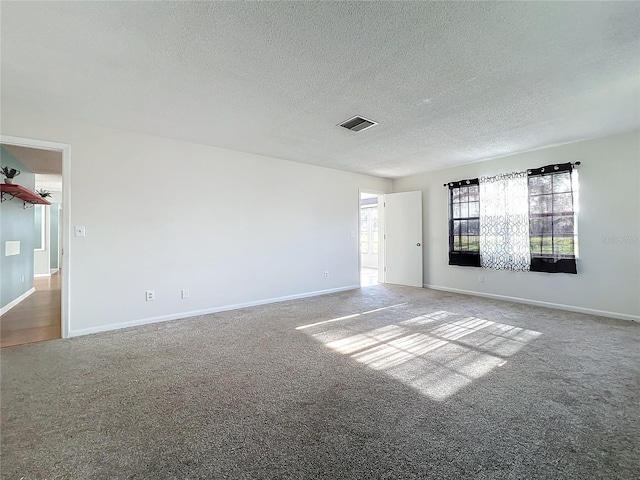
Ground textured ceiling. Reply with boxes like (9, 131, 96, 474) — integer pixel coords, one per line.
(1, 2, 639, 178)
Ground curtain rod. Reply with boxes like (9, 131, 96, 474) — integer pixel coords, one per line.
(443, 161, 581, 187)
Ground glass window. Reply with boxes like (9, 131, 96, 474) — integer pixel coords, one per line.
(448, 180, 480, 267)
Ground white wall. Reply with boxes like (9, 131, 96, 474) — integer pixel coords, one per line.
(2, 109, 391, 335)
(393, 131, 640, 320)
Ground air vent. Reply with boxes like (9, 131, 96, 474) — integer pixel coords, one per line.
(338, 115, 378, 132)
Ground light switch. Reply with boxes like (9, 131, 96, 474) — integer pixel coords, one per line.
(75, 226, 86, 237)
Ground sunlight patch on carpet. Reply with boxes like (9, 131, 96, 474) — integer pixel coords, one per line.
(301, 309, 541, 401)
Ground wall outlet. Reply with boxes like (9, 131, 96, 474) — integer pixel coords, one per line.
(145, 290, 155, 301)
(21, 275, 25, 283)
(478, 275, 485, 283)
(181, 289, 190, 299)
(324, 271, 329, 279)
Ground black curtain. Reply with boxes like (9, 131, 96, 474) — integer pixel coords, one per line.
(448, 178, 481, 267)
(527, 162, 577, 274)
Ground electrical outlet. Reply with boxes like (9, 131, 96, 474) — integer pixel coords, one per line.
(478, 275, 485, 283)
(21, 275, 25, 283)
(145, 290, 155, 301)
(324, 271, 329, 279)
(181, 289, 190, 299)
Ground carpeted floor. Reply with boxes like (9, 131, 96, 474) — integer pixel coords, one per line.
(1, 285, 639, 479)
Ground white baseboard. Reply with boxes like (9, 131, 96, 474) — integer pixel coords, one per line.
(424, 284, 640, 323)
(34, 273, 51, 278)
(50, 268, 59, 274)
(68, 285, 361, 338)
(0, 287, 36, 316)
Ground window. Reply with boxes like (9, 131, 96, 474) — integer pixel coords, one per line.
(448, 179, 480, 267)
(528, 163, 577, 274)
(360, 209, 369, 254)
(447, 162, 579, 274)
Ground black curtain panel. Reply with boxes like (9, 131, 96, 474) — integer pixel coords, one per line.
(448, 178, 481, 267)
(527, 162, 577, 274)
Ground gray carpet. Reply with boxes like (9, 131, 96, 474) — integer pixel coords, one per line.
(1, 285, 639, 479)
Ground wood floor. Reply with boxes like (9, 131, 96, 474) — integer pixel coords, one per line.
(0, 273, 61, 348)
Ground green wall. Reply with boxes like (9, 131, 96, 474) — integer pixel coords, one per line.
(0, 147, 36, 309)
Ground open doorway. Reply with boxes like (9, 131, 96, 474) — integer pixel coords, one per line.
(359, 190, 383, 287)
(0, 137, 70, 346)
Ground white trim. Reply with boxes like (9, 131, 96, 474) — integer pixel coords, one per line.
(424, 284, 640, 323)
(50, 268, 59, 274)
(68, 285, 361, 337)
(1, 135, 71, 338)
(0, 287, 36, 316)
(34, 273, 51, 278)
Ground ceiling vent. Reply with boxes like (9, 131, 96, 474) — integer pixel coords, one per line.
(338, 115, 378, 132)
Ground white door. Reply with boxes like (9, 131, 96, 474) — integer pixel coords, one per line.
(384, 191, 423, 287)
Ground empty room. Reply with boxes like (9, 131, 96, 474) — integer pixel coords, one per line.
(1, 2, 638, 479)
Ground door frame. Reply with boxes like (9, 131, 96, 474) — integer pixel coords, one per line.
(358, 188, 386, 285)
(1, 134, 71, 338)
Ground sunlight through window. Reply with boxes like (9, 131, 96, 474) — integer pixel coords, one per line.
(300, 309, 541, 401)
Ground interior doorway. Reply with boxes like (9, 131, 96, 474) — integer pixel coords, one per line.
(359, 190, 383, 287)
(0, 136, 70, 345)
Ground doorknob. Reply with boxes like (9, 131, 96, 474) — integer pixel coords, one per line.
(416, 243, 421, 246)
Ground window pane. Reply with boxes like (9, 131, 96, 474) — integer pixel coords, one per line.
(530, 194, 552, 214)
(553, 193, 573, 213)
(459, 202, 469, 218)
(460, 187, 469, 202)
(453, 236, 461, 251)
(529, 175, 552, 195)
(453, 220, 461, 235)
(452, 203, 460, 218)
(469, 201, 479, 217)
(530, 217, 552, 235)
(468, 219, 479, 235)
(468, 185, 479, 201)
(541, 237, 553, 255)
(468, 237, 479, 252)
(532, 236, 554, 255)
(360, 210, 368, 230)
(460, 220, 468, 235)
(553, 216, 574, 235)
(360, 242, 368, 254)
(553, 236, 574, 256)
(530, 236, 543, 254)
(372, 242, 378, 254)
(452, 188, 462, 203)
(461, 235, 469, 251)
(553, 172, 572, 193)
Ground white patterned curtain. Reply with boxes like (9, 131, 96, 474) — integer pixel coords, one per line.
(479, 171, 530, 271)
